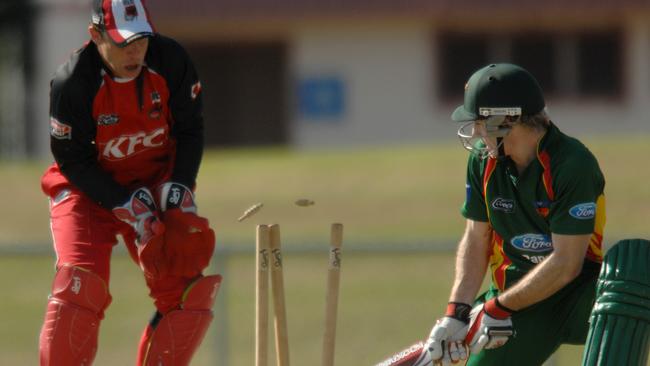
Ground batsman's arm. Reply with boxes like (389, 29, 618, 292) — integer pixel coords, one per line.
(497, 233, 591, 311)
(449, 219, 492, 305)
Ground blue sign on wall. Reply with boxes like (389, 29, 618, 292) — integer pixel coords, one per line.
(297, 76, 346, 121)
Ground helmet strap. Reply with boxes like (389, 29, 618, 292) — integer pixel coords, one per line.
(497, 137, 507, 160)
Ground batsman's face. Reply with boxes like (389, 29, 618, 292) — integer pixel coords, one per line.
(472, 121, 500, 158)
(90, 27, 149, 79)
(457, 117, 511, 159)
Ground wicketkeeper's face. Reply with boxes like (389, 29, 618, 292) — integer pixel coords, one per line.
(90, 26, 149, 79)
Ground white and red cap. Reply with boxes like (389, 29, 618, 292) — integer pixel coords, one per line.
(92, 0, 155, 47)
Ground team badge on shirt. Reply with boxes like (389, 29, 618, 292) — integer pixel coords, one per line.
(149, 91, 162, 119)
(50, 117, 72, 140)
(534, 200, 551, 218)
(123, 0, 138, 21)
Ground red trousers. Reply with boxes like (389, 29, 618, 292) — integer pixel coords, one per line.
(47, 188, 193, 314)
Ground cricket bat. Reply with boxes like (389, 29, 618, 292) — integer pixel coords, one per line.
(374, 341, 431, 366)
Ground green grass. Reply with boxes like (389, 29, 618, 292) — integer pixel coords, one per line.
(0, 253, 595, 365)
(1, 137, 649, 365)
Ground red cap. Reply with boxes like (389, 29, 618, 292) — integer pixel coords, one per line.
(92, 0, 155, 47)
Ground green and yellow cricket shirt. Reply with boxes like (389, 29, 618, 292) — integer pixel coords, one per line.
(461, 122, 605, 291)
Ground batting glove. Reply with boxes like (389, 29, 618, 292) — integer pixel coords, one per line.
(465, 297, 515, 354)
(112, 187, 164, 244)
(425, 302, 471, 365)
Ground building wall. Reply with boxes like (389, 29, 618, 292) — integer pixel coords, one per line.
(29, 7, 650, 157)
(291, 17, 650, 147)
(290, 21, 458, 148)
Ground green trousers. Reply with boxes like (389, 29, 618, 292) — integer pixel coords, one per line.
(467, 263, 600, 366)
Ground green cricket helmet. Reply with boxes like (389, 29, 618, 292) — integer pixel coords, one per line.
(453, 63, 545, 159)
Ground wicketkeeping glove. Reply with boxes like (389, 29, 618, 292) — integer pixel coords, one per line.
(465, 297, 515, 354)
(112, 187, 164, 245)
(424, 302, 471, 365)
(158, 182, 215, 278)
(112, 187, 166, 278)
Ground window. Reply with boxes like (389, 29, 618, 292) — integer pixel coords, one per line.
(577, 30, 622, 96)
(437, 33, 489, 98)
(512, 34, 556, 94)
(435, 28, 623, 100)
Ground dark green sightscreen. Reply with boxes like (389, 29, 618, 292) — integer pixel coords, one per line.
(582, 239, 650, 366)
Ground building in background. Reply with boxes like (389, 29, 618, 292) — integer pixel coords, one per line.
(0, 1, 34, 158)
(3, 0, 650, 158)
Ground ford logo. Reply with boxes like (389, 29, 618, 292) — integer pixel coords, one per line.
(511, 234, 553, 253)
(569, 202, 596, 219)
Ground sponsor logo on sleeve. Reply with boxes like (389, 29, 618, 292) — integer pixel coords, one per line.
(50, 117, 72, 140)
(491, 197, 515, 213)
(569, 202, 596, 219)
(465, 183, 471, 202)
(191, 81, 202, 100)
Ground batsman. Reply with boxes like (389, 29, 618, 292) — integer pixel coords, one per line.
(38, 1, 220, 365)
(423, 63, 606, 366)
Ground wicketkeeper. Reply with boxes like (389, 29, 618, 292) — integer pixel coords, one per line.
(423, 63, 606, 366)
(38, 1, 220, 365)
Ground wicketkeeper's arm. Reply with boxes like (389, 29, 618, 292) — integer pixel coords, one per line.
(49, 73, 130, 209)
(152, 38, 205, 190)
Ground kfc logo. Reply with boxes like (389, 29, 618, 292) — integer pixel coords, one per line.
(102, 128, 165, 160)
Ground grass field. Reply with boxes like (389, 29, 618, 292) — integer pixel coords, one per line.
(1, 136, 648, 365)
